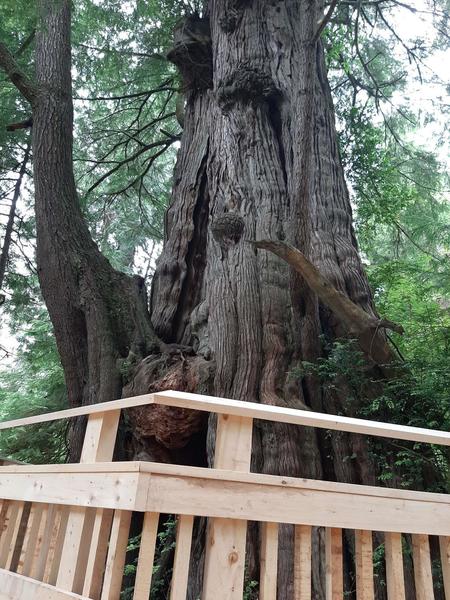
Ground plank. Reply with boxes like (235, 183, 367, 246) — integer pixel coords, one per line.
(18, 503, 45, 576)
(0, 471, 140, 510)
(3, 501, 25, 570)
(132, 512, 159, 600)
(170, 514, 194, 600)
(440, 536, 450, 600)
(384, 532, 405, 600)
(355, 530, 374, 600)
(0, 394, 154, 431)
(43, 506, 64, 583)
(29, 503, 50, 580)
(154, 391, 450, 447)
(0, 501, 22, 568)
(325, 528, 343, 600)
(0, 567, 91, 600)
(80, 410, 120, 463)
(144, 470, 450, 536)
(2, 461, 450, 507)
(202, 415, 253, 600)
(260, 522, 278, 600)
(294, 524, 311, 600)
(0, 389, 448, 447)
(56, 506, 90, 590)
(71, 507, 96, 594)
(2, 460, 450, 507)
(100, 509, 131, 600)
(83, 508, 113, 599)
(0, 500, 9, 538)
(59, 410, 121, 594)
(47, 506, 70, 586)
(412, 534, 434, 600)
(8, 501, 31, 572)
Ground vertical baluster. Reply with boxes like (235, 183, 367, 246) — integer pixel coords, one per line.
(18, 503, 44, 576)
(294, 524, 311, 600)
(170, 514, 194, 600)
(47, 506, 70, 586)
(71, 506, 97, 594)
(83, 508, 114, 600)
(133, 512, 159, 600)
(8, 501, 31, 573)
(0, 501, 22, 568)
(3, 501, 25, 570)
(385, 532, 406, 600)
(55, 506, 87, 590)
(43, 505, 64, 583)
(0, 499, 10, 542)
(412, 534, 434, 600)
(355, 530, 374, 600)
(34, 504, 56, 580)
(325, 528, 343, 600)
(440, 537, 450, 600)
(260, 522, 279, 600)
(100, 509, 132, 600)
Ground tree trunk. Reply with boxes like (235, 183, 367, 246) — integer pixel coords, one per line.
(32, 0, 159, 456)
(150, 2, 386, 597)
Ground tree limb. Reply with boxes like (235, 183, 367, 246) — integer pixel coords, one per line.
(314, 0, 340, 42)
(251, 239, 403, 361)
(0, 41, 39, 104)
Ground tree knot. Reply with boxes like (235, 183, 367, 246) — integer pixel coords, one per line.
(219, 0, 250, 32)
(217, 65, 280, 112)
(167, 14, 213, 92)
(211, 212, 245, 251)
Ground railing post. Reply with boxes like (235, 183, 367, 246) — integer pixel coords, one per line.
(202, 414, 253, 600)
(56, 409, 121, 594)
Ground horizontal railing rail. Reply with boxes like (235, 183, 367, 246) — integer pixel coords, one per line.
(0, 389, 449, 446)
(0, 390, 449, 600)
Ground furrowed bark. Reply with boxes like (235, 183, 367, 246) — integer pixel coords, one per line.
(30, 0, 166, 457)
(151, 2, 399, 597)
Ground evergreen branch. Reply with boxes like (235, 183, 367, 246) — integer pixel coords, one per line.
(0, 41, 39, 104)
(314, 0, 340, 42)
(16, 29, 36, 57)
(74, 80, 176, 102)
(84, 138, 174, 196)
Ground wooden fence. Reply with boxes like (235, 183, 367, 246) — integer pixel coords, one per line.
(0, 390, 449, 599)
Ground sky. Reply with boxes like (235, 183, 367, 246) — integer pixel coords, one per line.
(0, 0, 449, 369)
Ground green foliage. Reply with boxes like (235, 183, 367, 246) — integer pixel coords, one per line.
(120, 515, 177, 600)
(243, 579, 258, 600)
(0, 304, 66, 463)
(294, 335, 450, 491)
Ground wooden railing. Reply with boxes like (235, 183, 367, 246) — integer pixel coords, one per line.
(0, 390, 449, 599)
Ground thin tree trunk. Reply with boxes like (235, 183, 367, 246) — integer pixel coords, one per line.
(0, 141, 30, 293)
(30, 0, 163, 456)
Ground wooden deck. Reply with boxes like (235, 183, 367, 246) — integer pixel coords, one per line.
(0, 390, 449, 599)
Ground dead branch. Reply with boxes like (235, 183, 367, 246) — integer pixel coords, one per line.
(251, 239, 403, 361)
